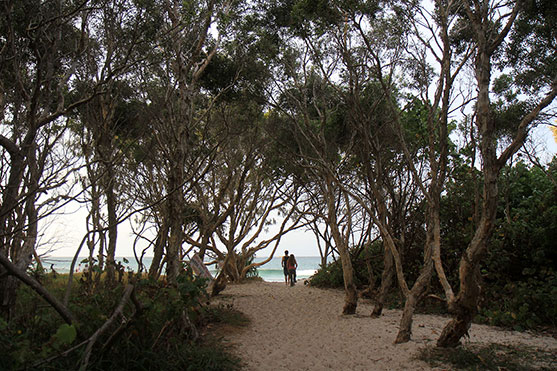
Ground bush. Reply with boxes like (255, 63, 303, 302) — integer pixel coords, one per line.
(477, 269, 557, 330)
(1, 268, 241, 370)
(308, 243, 383, 289)
(308, 260, 346, 288)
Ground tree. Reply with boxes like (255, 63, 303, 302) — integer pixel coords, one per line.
(0, 0, 109, 318)
(437, 0, 557, 347)
(123, 0, 235, 284)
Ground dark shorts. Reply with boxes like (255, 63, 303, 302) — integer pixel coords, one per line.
(283, 267, 289, 276)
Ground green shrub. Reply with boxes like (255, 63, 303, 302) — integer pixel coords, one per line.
(477, 269, 557, 330)
(418, 343, 556, 370)
(1, 268, 240, 370)
(308, 244, 382, 289)
(308, 260, 346, 288)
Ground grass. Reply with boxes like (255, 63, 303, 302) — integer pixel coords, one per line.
(417, 343, 557, 370)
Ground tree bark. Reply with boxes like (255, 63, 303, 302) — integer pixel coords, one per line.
(371, 247, 394, 316)
(149, 222, 168, 280)
(437, 4, 502, 345)
(0, 254, 74, 324)
(395, 245, 433, 343)
(437, 174, 498, 347)
(325, 181, 358, 314)
(104, 164, 118, 284)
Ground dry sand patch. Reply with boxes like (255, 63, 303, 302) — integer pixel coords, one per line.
(213, 281, 557, 370)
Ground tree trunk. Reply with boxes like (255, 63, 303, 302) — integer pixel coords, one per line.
(104, 165, 118, 284)
(338, 244, 358, 314)
(149, 222, 168, 280)
(437, 177, 497, 347)
(224, 252, 241, 282)
(325, 181, 358, 314)
(395, 250, 433, 343)
(166, 219, 182, 283)
(105, 169, 118, 283)
(372, 247, 394, 316)
(437, 259, 482, 347)
(166, 170, 184, 283)
(438, 33, 498, 346)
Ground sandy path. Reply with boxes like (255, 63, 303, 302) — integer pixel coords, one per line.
(214, 280, 557, 370)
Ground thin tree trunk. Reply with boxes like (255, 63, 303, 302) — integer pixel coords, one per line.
(395, 246, 433, 343)
(0, 254, 74, 324)
(438, 30, 498, 345)
(437, 171, 498, 347)
(431, 203, 454, 303)
(149, 222, 168, 280)
(325, 182, 358, 314)
(166, 171, 184, 283)
(104, 166, 118, 284)
(372, 247, 394, 316)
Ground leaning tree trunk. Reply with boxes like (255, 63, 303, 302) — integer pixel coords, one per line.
(0, 137, 28, 319)
(338, 244, 358, 314)
(325, 182, 358, 314)
(395, 245, 434, 343)
(395, 194, 442, 343)
(371, 247, 394, 316)
(149, 221, 168, 280)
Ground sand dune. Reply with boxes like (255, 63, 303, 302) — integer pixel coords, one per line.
(213, 280, 557, 370)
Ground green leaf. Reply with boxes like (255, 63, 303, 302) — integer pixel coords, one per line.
(52, 324, 76, 349)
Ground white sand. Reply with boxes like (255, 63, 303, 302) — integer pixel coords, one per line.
(213, 280, 557, 370)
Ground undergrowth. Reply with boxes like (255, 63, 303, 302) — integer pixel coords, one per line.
(0, 268, 245, 370)
(417, 343, 557, 370)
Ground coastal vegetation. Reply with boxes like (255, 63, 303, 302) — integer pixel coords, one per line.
(2, 268, 245, 369)
(1, 0, 556, 368)
(309, 159, 557, 332)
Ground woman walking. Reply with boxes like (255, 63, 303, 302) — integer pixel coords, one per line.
(287, 254, 298, 287)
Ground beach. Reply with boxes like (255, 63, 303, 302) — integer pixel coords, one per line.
(213, 280, 557, 370)
(44, 256, 320, 282)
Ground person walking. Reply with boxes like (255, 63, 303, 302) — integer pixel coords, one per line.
(281, 250, 290, 286)
(287, 254, 298, 287)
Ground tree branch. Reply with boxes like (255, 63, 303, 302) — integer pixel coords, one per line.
(0, 254, 74, 324)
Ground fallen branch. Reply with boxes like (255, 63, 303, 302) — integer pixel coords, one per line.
(100, 287, 143, 353)
(32, 339, 90, 368)
(0, 254, 74, 324)
(79, 284, 135, 370)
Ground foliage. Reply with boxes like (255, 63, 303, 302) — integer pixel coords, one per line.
(308, 259, 347, 288)
(309, 243, 384, 289)
(418, 343, 557, 370)
(310, 158, 557, 333)
(0, 270, 241, 370)
(440, 158, 557, 330)
(243, 255, 260, 279)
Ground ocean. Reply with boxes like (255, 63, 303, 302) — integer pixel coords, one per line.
(41, 255, 323, 282)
